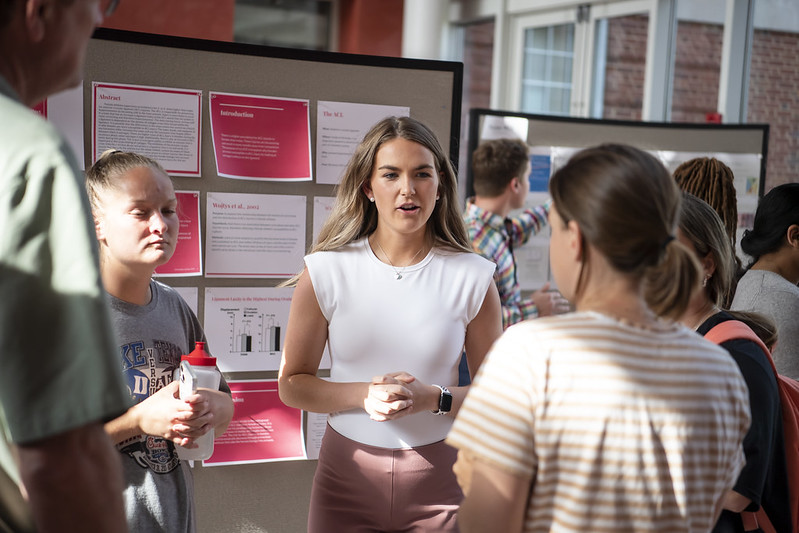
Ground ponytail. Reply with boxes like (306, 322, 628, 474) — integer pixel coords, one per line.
(644, 238, 703, 320)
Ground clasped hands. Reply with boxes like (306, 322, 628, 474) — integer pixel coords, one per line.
(137, 380, 216, 448)
(364, 371, 431, 422)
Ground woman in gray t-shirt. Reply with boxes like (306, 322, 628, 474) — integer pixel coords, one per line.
(732, 183, 799, 378)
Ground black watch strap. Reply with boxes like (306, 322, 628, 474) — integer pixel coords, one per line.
(432, 385, 452, 415)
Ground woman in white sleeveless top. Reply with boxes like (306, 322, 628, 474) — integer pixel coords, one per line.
(279, 116, 502, 532)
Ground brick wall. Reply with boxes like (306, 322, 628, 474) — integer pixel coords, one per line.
(671, 21, 723, 123)
(602, 16, 798, 189)
(603, 15, 647, 120)
(601, 15, 724, 122)
(748, 29, 799, 188)
(459, 20, 495, 182)
(459, 14, 798, 189)
(338, 0, 403, 56)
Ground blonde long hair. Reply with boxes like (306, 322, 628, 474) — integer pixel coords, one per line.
(85, 150, 172, 267)
(676, 194, 778, 347)
(85, 149, 169, 212)
(677, 193, 734, 308)
(285, 117, 470, 285)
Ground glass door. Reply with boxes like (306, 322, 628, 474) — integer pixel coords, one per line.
(506, 1, 653, 118)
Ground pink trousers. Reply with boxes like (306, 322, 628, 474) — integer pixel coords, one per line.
(307, 425, 462, 533)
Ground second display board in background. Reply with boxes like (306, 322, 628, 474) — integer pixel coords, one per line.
(466, 109, 769, 293)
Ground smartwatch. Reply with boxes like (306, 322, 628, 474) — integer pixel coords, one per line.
(431, 385, 452, 415)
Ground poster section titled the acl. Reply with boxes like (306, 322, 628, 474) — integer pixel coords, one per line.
(315, 101, 409, 184)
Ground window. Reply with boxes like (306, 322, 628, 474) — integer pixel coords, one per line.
(234, 0, 334, 51)
(521, 24, 574, 115)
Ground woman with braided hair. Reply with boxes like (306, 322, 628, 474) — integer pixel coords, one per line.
(674, 157, 743, 307)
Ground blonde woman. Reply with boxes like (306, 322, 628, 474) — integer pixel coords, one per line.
(86, 150, 233, 533)
(279, 116, 502, 531)
(675, 193, 789, 533)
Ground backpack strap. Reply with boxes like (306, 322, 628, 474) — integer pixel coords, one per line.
(705, 320, 777, 375)
(742, 509, 778, 533)
(705, 320, 799, 533)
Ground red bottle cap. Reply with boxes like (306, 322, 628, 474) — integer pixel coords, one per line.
(181, 341, 217, 366)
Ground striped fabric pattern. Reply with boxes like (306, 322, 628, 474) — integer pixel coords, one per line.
(448, 312, 751, 533)
(464, 199, 550, 329)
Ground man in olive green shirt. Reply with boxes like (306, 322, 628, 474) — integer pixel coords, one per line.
(0, 0, 130, 531)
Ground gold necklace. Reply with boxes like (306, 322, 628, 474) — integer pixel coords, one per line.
(373, 239, 424, 280)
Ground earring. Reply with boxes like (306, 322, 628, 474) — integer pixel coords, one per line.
(702, 274, 711, 287)
(435, 196, 440, 201)
(369, 197, 375, 203)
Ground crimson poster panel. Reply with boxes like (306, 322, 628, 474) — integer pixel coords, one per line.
(209, 92, 312, 181)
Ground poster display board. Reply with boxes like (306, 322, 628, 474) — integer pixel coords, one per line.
(79, 29, 462, 532)
(466, 109, 769, 291)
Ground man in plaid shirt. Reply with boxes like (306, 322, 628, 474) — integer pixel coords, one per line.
(464, 138, 569, 329)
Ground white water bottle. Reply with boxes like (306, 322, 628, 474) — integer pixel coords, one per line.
(176, 341, 221, 461)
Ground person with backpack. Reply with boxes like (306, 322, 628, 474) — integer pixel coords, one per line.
(669, 193, 791, 533)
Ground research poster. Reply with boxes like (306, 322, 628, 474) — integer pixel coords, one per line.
(515, 191, 553, 291)
(209, 91, 312, 181)
(203, 380, 305, 466)
(171, 286, 199, 316)
(528, 146, 552, 193)
(203, 287, 293, 373)
(205, 192, 305, 278)
(304, 410, 328, 460)
(499, 146, 553, 291)
(91, 82, 202, 176)
(155, 191, 202, 277)
(33, 84, 85, 169)
(479, 114, 529, 141)
(312, 196, 336, 243)
(315, 101, 409, 184)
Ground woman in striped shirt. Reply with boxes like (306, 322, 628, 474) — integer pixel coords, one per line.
(448, 144, 751, 533)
